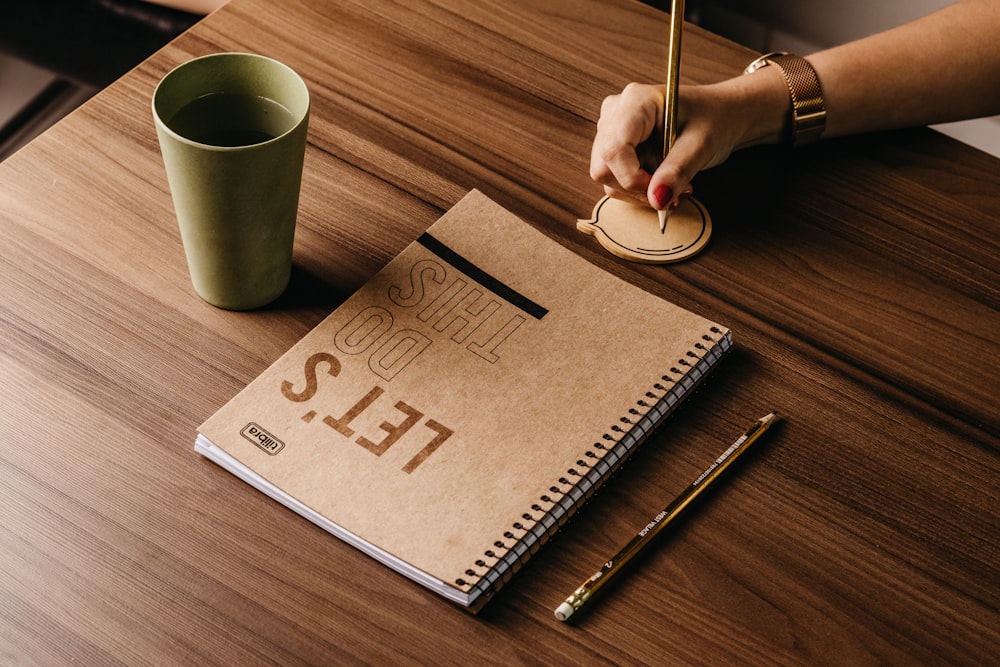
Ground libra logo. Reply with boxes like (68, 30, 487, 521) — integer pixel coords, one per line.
(241, 423, 285, 455)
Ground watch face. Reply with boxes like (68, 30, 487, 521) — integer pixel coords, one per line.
(743, 51, 790, 75)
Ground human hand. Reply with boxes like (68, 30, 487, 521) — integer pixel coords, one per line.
(590, 77, 781, 212)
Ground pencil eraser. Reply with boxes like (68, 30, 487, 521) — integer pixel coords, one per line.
(554, 602, 575, 622)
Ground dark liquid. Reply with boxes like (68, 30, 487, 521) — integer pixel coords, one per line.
(167, 93, 296, 147)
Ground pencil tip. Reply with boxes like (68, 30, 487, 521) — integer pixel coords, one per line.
(658, 209, 667, 233)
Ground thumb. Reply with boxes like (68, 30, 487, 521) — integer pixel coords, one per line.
(645, 140, 701, 211)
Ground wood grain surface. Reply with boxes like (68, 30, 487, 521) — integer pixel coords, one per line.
(1, 0, 997, 664)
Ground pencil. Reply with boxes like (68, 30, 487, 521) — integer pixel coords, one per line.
(554, 412, 779, 622)
(659, 0, 685, 234)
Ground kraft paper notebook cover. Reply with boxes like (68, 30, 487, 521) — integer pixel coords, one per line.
(196, 190, 732, 610)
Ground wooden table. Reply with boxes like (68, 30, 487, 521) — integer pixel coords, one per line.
(1, 0, 997, 663)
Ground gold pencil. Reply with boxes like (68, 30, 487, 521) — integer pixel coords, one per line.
(554, 412, 779, 622)
(659, 0, 685, 234)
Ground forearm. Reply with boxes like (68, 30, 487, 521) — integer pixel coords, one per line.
(142, 0, 228, 14)
(591, 0, 1000, 213)
(808, 0, 1000, 138)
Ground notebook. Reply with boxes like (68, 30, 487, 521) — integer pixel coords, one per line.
(196, 190, 732, 610)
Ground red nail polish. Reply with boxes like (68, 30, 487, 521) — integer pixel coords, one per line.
(653, 185, 672, 209)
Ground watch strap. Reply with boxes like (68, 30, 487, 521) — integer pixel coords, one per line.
(745, 52, 826, 146)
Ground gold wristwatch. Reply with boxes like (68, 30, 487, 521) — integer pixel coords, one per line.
(744, 52, 826, 146)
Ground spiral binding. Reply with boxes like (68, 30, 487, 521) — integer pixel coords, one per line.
(453, 327, 734, 597)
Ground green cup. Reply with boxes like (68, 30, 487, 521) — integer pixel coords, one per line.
(153, 52, 310, 310)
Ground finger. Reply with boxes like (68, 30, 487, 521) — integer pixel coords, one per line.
(646, 129, 707, 209)
(591, 127, 652, 189)
(590, 86, 661, 199)
(604, 184, 654, 205)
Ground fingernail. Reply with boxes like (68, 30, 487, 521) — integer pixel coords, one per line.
(670, 186, 693, 210)
(652, 184, 672, 209)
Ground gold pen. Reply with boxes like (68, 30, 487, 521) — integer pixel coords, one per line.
(659, 0, 685, 234)
(554, 412, 778, 622)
